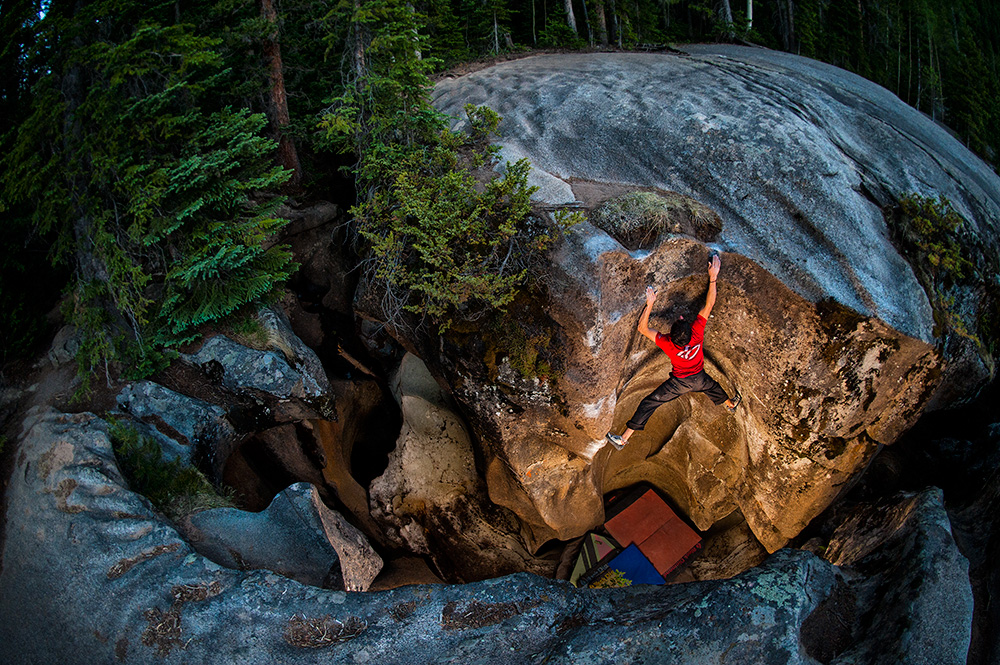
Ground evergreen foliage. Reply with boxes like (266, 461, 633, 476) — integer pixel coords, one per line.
(1, 1, 295, 387)
(321, 0, 579, 330)
(2, 0, 999, 381)
(777, 0, 1000, 165)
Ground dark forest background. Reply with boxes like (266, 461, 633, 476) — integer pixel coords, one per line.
(1, 0, 998, 386)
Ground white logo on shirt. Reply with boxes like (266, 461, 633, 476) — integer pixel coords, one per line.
(677, 343, 701, 361)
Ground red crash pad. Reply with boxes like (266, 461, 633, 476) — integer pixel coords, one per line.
(604, 489, 701, 577)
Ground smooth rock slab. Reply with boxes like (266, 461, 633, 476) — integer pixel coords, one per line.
(180, 482, 382, 591)
(0, 408, 974, 664)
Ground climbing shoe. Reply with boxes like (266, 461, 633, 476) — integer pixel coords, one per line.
(726, 391, 742, 414)
(605, 432, 626, 450)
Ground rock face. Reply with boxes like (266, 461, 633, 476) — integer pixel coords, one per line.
(115, 381, 234, 465)
(0, 408, 973, 664)
(434, 47, 999, 352)
(160, 306, 387, 538)
(822, 489, 974, 664)
(179, 482, 382, 591)
(370, 354, 552, 581)
(416, 48, 1000, 553)
(423, 231, 941, 555)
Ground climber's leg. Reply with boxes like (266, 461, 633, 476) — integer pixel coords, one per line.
(691, 370, 729, 405)
(623, 376, 686, 434)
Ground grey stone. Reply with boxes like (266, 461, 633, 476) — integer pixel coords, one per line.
(180, 482, 382, 591)
(181, 312, 332, 420)
(44, 324, 81, 367)
(824, 488, 974, 665)
(256, 305, 332, 399)
(115, 381, 234, 464)
(0, 408, 975, 664)
(183, 334, 304, 399)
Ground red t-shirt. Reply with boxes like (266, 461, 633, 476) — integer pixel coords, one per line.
(655, 315, 707, 378)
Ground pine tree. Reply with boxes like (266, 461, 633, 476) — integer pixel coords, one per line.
(320, 0, 578, 330)
(1, 0, 296, 389)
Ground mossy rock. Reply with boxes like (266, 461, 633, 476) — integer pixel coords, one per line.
(590, 190, 723, 250)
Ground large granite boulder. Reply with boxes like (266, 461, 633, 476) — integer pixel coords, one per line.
(413, 48, 1000, 553)
(370, 354, 551, 581)
(179, 482, 382, 591)
(0, 407, 974, 664)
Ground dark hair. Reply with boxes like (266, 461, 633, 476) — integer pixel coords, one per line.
(670, 319, 693, 347)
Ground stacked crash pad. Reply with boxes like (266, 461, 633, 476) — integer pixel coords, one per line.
(571, 488, 701, 587)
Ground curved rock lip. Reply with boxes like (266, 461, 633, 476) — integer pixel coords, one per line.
(432, 46, 1000, 345)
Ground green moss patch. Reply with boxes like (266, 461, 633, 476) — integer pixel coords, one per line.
(590, 190, 722, 250)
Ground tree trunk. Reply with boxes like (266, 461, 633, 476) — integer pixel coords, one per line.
(532, 0, 537, 43)
(564, 0, 578, 34)
(719, 0, 734, 39)
(746, 0, 752, 29)
(907, 9, 912, 105)
(634, 0, 640, 42)
(595, 0, 608, 45)
(608, 0, 620, 47)
(775, 0, 795, 52)
(63, 59, 103, 287)
(581, 0, 593, 45)
(493, 10, 500, 53)
(260, 0, 302, 188)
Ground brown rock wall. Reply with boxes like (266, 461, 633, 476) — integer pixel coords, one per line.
(402, 230, 943, 554)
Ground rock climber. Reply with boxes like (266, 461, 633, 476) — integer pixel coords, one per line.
(605, 252, 740, 450)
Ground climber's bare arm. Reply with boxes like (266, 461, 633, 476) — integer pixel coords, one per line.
(698, 254, 721, 320)
(637, 286, 660, 343)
